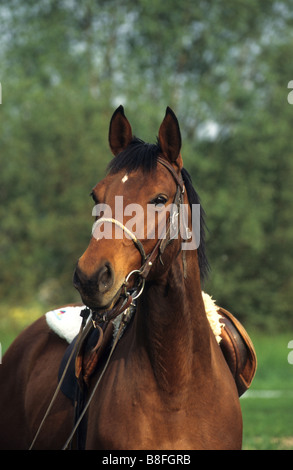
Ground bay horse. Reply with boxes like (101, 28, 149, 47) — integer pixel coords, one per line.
(0, 106, 242, 450)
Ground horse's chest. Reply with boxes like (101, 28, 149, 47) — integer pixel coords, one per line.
(86, 368, 162, 449)
(85, 347, 242, 450)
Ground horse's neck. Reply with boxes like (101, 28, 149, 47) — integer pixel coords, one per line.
(137, 251, 212, 393)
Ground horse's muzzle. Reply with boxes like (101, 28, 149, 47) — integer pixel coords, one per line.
(73, 261, 115, 308)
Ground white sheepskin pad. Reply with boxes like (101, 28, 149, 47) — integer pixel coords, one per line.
(45, 292, 223, 344)
(45, 305, 84, 343)
(201, 291, 223, 343)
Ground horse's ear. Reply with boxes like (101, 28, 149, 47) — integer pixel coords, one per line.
(109, 105, 133, 156)
(158, 107, 182, 163)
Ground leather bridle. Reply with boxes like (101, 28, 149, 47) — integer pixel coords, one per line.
(90, 156, 185, 324)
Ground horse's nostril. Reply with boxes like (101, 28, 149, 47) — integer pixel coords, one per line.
(73, 261, 114, 299)
(73, 267, 81, 289)
(97, 263, 114, 293)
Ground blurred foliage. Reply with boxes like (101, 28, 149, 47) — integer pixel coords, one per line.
(0, 0, 293, 331)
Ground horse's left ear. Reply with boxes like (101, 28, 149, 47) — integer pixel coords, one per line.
(158, 107, 182, 164)
(109, 105, 133, 156)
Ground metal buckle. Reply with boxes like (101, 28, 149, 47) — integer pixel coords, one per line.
(124, 269, 145, 301)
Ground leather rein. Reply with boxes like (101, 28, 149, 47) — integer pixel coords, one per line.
(29, 157, 185, 450)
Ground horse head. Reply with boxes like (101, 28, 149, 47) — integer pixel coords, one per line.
(73, 106, 186, 312)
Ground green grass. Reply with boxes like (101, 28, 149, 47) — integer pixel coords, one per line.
(241, 332, 293, 450)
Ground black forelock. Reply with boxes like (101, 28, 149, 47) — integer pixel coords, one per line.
(107, 137, 161, 174)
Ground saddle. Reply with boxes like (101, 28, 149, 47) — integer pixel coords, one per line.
(218, 307, 257, 396)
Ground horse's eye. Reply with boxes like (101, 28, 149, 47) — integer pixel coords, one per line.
(152, 194, 168, 206)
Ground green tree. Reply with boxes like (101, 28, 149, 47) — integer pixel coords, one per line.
(1, 0, 293, 331)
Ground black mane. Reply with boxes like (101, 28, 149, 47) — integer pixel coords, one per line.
(181, 167, 209, 283)
(107, 138, 209, 283)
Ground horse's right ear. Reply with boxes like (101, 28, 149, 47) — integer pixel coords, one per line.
(109, 105, 133, 156)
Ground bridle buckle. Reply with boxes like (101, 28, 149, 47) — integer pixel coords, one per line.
(124, 269, 146, 301)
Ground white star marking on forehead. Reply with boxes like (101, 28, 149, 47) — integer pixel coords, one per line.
(121, 174, 128, 183)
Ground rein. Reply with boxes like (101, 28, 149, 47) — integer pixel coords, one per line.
(29, 157, 185, 450)
(61, 308, 130, 450)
